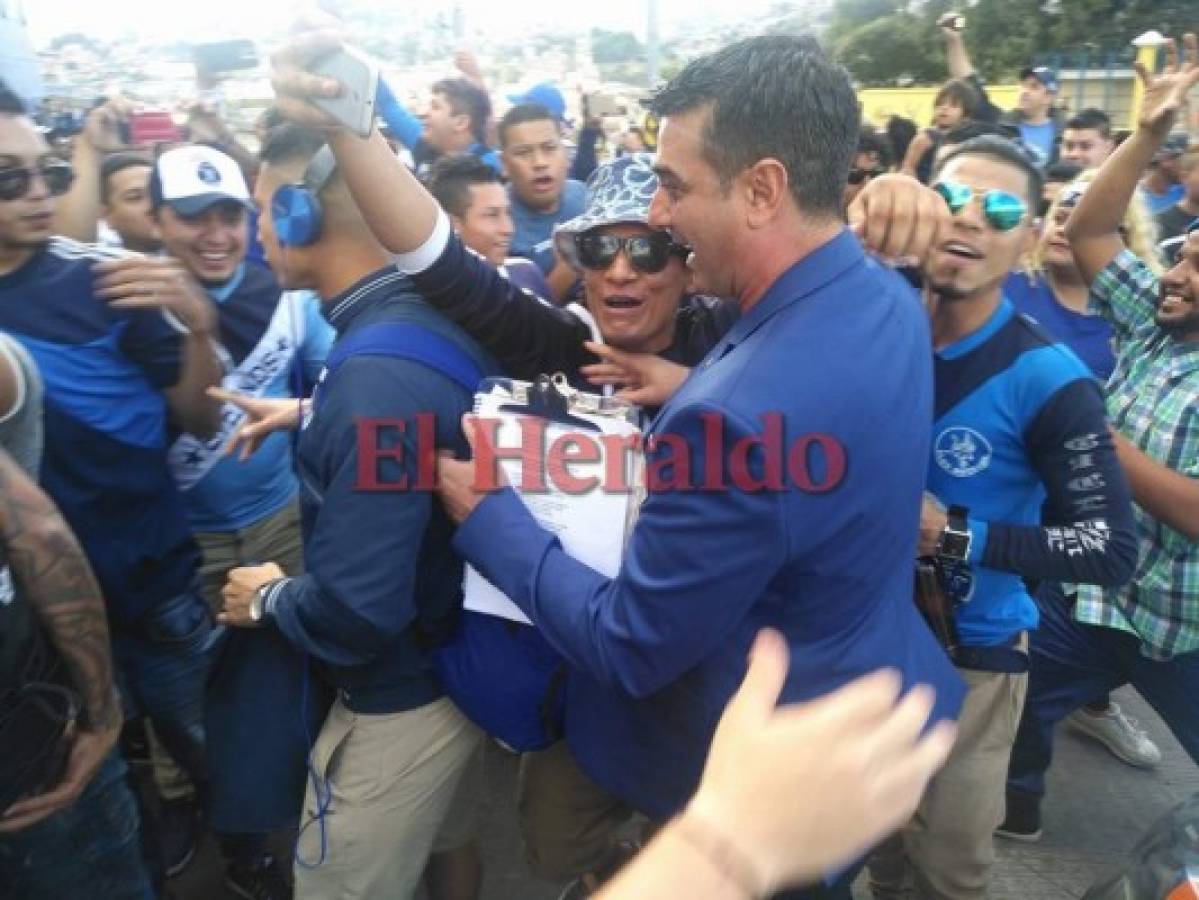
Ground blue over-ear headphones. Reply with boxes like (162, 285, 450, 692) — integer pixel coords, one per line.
(271, 146, 338, 247)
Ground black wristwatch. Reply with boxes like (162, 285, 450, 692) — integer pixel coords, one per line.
(937, 505, 972, 564)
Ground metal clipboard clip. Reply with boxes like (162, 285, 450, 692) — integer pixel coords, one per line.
(478, 373, 640, 431)
(472, 373, 646, 537)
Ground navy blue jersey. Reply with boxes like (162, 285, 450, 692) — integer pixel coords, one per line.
(929, 298, 1136, 647)
(0, 238, 198, 626)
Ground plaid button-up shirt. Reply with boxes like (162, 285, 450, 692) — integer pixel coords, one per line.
(1074, 249, 1199, 659)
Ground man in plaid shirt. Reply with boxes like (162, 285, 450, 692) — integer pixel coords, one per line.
(1003, 32, 1199, 841)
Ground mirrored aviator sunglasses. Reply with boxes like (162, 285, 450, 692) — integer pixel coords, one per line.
(0, 161, 75, 202)
(574, 231, 689, 275)
(934, 180, 1027, 232)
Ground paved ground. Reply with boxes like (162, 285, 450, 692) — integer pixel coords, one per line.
(172, 685, 1195, 899)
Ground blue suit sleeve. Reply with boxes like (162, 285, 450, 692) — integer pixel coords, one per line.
(453, 402, 787, 697)
(978, 378, 1138, 586)
(269, 359, 442, 666)
(376, 77, 425, 150)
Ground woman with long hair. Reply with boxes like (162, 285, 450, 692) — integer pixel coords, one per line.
(1005, 170, 1162, 381)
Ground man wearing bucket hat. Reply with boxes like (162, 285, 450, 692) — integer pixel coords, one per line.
(356, 149, 737, 393)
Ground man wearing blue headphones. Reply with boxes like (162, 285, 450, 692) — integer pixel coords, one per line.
(219, 122, 497, 900)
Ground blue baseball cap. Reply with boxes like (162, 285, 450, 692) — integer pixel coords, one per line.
(1020, 66, 1060, 93)
(507, 82, 566, 121)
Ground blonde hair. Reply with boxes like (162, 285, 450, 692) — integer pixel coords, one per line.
(1028, 168, 1163, 276)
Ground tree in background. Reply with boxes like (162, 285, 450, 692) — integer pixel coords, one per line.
(827, 0, 1194, 86)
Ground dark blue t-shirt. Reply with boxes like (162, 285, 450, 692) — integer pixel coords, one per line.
(1004, 272, 1115, 381)
(509, 180, 587, 275)
(0, 239, 198, 626)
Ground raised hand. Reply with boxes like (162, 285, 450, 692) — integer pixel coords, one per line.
(680, 630, 956, 894)
(937, 11, 966, 38)
(80, 97, 136, 153)
(453, 48, 486, 88)
(269, 15, 349, 129)
(1135, 32, 1199, 138)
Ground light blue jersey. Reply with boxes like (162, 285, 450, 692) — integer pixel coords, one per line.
(169, 264, 334, 532)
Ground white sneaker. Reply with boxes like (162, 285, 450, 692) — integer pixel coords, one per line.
(1067, 702, 1163, 768)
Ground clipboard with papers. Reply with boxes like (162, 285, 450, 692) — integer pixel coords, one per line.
(462, 374, 645, 625)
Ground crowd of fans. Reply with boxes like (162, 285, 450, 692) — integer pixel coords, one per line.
(0, 10, 1197, 900)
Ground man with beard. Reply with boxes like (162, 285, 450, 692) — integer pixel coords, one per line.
(1003, 31, 1199, 843)
(867, 131, 1138, 900)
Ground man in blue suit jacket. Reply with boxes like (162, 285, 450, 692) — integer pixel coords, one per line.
(435, 35, 966, 899)
(268, 26, 966, 899)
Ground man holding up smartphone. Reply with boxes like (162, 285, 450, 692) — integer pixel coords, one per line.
(939, 12, 1065, 167)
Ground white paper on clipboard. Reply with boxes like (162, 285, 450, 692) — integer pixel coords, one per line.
(462, 376, 644, 625)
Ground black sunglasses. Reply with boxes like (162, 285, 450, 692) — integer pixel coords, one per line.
(0, 161, 75, 202)
(848, 166, 883, 185)
(574, 231, 690, 274)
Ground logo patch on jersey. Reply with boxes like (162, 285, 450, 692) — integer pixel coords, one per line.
(197, 161, 222, 185)
(934, 426, 993, 477)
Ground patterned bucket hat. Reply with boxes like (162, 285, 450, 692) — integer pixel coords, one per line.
(553, 152, 661, 270)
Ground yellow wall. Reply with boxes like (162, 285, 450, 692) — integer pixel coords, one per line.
(860, 66, 1149, 131)
(858, 84, 1023, 128)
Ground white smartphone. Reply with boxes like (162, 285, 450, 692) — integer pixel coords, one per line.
(310, 47, 379, 139)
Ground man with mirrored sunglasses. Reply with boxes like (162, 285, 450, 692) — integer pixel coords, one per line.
(869, 135, 1137, 900)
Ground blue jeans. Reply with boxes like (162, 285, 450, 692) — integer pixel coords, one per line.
(0, 752, 153, 900)
(113, 581, 214, 791)
(1007, 584, 1199, 800)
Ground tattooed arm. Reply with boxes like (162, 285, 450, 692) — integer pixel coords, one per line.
(0, 448, 122, 831)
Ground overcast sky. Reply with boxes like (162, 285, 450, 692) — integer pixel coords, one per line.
(23, 0, 777, 48)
